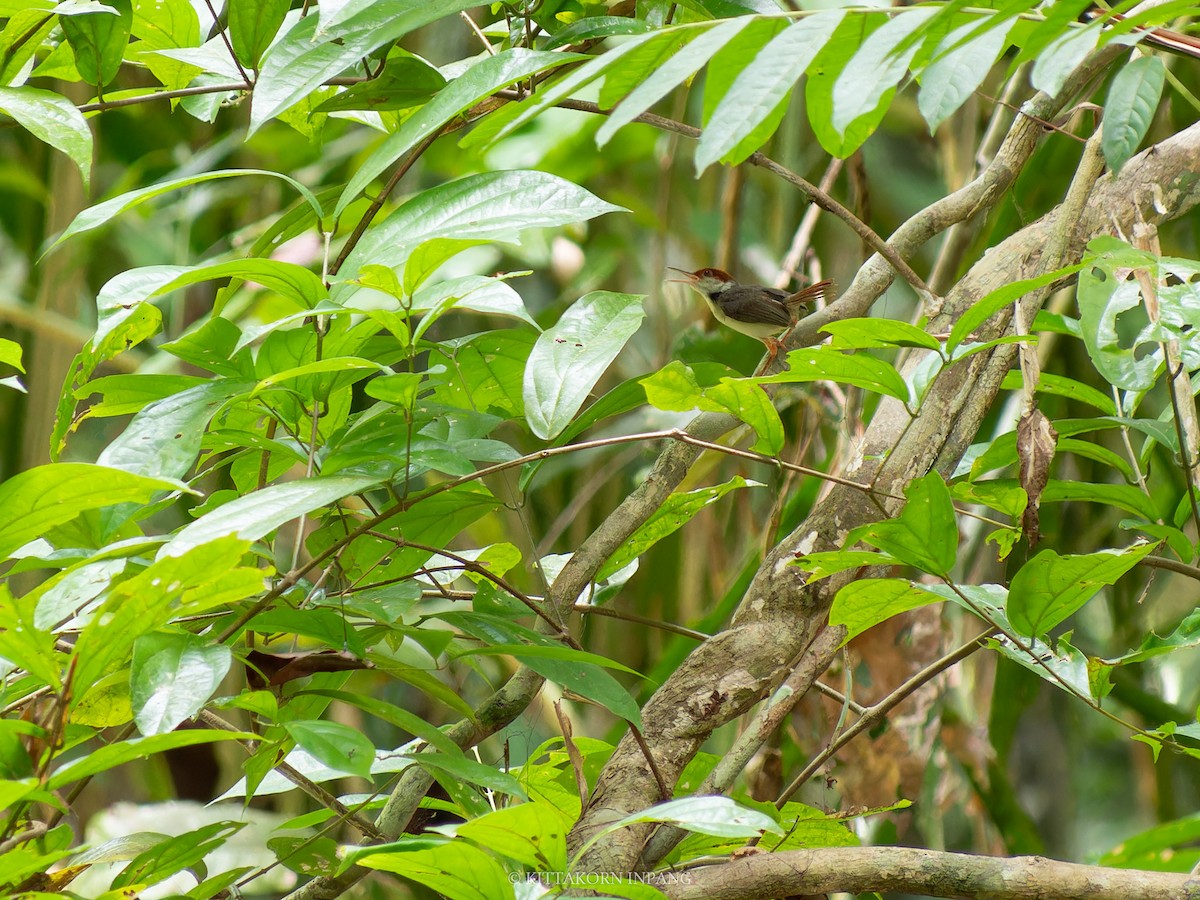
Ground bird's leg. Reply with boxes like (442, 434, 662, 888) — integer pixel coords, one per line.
(753, 337, 783, 377)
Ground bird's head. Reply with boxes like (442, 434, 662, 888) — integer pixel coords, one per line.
(667, 266, 737, 295)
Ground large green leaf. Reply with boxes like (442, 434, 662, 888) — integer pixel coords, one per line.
(1008, 543, 1157, 637)
(284, 720, 375, 780)
(696, 11, 842, 170)
(852, 473, 958, 575)
(1029, 20, 1101, 99)
(250, 0, 481, 132)
(829, 578, 944, 643)
(131, 632, 232, 736)
(757, 347, 910, 403)
(598, 18, 751, 149)
(335, 172, 625, 294)
(229, 0, 290, 69)
(350, 838, 512, 900)
(48, 730, 254, 790)
(59, 0, 130, 87)
(523, 292, 645, 440)
(159, 474, 381, 558)
(97, 379, 254, 480)
(336, 49, 585, 217)
(0, 86, 93, 190)
(456, 802, 568, 872)
(917, 13, 1013, 131)
(1103, 56, 1165, 174)
(49, 169, 323, 250)
(598, 476, 762, 581)
(832, 8, 936, 136)
(0, 464, 187, 559)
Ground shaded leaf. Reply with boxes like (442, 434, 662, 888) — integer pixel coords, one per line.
(1102, 55, 1165, 173)
(523, 292, 645, 440)
(131, 632, 232, 736)
(1008, 543, 1157, 637)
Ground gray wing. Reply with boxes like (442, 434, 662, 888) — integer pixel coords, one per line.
(718, 287, 793, 328)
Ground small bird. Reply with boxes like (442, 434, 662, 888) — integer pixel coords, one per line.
(667, 267, 833, 370)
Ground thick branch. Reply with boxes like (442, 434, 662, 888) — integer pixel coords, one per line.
(664, 847, 1200, 900)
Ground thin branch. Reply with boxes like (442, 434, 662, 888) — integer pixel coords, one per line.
(203, 0, 253, 86)
(1140, 554, 1200, 582)
(328, 130, 440, 277)
(495, 91, 934, 301)
(217, 426, 1010, 644)
(362, 532, 579, 646)
(575, 603, 710, 641)
(196, 710, 383, 840)
(775, 629, 994, 806)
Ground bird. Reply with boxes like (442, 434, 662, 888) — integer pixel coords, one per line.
(667, 267, 834, 371)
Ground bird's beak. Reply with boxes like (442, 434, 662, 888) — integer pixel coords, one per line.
(665, 266, 695, 284)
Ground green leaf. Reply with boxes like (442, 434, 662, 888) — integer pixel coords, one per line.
(917, 13, 1013, 131)
(696, 11, 842, 170)
(0, 464, 188, 559)
(1102, 55, 1164, 173)
(703, 379, 786, 454)
(520, 654, 642, 727)
(113, 821, 244, 890)
(543, 15, 654, 50)
(336, 49, 584, 217)
(581, 796, 783, 868)
(832, 8, 936, 135)
(132, 632, 232, 736)
(97, 379, 253, 480)
(49, 169, 323, 251)
(1077, 243, 1166, 392)
(335, 172, 626, 292)
(159, 474, 381, 558)
(405, 752, 527, 799)
(48, 730, 254, 789)
(59, 0, 130, 87)
(350, 838, 512, 899)
(758, 347, 910, 403)
(950, 479, 1028, 518)
(523, 292, 645, 440)
(855, 473, 958, 575)
(456, 802, 568, 871)
(318, 54, 447, 113)
(1104, 609, 1200, 666)
(250, 0, 481, 133)
(1042, 479, 1161, 521)
(0, 86, 93, 190)
(1008, 543, 1157, 637)
(1000, 370, 1117, 415)
(298, 689, 462, 757)
(284, 720, 375, 779)
(230, 0, 292, 69)
(599, 476, 762, 581)
(1030, 21, 1100, 99)
(598, 18, 752, 149)
(130, 0, 203, 93)
(822, 318, 941, 351)
(791, 549, 899, 581)
(829, 578, 944, 643)
(947, 262, 1086, 352)
(0, 337, 23, 372)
